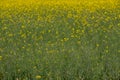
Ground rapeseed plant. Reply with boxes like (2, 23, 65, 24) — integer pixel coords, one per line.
(0, 0, 120, 80)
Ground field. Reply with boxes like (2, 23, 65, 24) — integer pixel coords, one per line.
(0, 0, 120, 80)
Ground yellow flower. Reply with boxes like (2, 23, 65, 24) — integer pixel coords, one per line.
(36, 75, 41, 79)
(0, 56, 2, 60)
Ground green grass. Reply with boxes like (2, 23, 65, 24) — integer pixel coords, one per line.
(0, 0, 120, 80)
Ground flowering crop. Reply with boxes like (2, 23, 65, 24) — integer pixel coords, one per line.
(0, 0, 120, 80)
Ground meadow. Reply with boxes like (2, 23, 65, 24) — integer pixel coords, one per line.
(0, 0, 120, 80)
